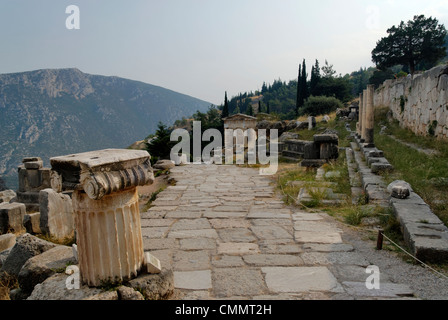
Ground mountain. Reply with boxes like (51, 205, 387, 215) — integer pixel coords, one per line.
(0, 68, 211, 189)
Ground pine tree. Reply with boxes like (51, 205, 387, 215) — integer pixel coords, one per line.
(146, 122, 174, 162)
(222, 91, 229, 119)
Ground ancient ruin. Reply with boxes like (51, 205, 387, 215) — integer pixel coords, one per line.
(49, 149, 155, 286)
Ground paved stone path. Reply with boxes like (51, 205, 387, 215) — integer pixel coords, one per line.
(140, 164, 415, 300)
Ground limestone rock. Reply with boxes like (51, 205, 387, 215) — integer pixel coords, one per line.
(153, 160, 175, 170)
(27, 273, 117, 300)
(0, 190, 16, 204)
(1, 233, 57, 276)
(127, 268, 174, 300)
(387, 180, 412, 199)
(0, 234, 16, 253)
(118, 285, 145, 300)
(39, 189, 74, 242)
(279, 132, 300, 142)
(18, 245, 76, 296)
(0, 202, 26, 234)
(0, 248, 12, 269)
(23, 212, 41, 234)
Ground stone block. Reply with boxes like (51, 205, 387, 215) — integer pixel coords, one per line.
(262, 267, 343, 293)
(371, 162, 394, 174)
(144, 252, 162, 274)
(23, 212, 41, 234)
(320, 143, 339, 160)
(173, 270, 212, 290)
(313, 134, 339, 144)
(1, 233, 57, 276)
(0, 233, 16, 252)
(0, 190, 16, 204)
(39, 189, 74, 242)
(303, 142, 320, 159)
(24, 161, 43, 170)
(18, 245, 76, 295)
(0, 202, 26, 233)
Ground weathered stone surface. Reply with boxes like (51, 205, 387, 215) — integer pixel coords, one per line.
(1, 233, 57, 276)
(217, 243, 260, 256)
(212, 255, 245, 268)
(213, 268, 267, 298)
(0, 202, 25, 234)
(180, 238, 216, 250)
(73, 187, 145, 287)
(39, 189, 74, 241)
(174, 270, 212, 290)
(168, 229, 218, 239)
(250, 226, 292, 240)
(387, 180, 412, 199)
(218, 228, 257, 243)
(294, 231, 343, 244)
(301, 252, 370, 266)
(27, 273, 117, 300)
(173, 250, 210, 271)
(117, 285, 145, 300)
(128, 269, 174, 300)
(23, 212, 41, 234)
(153, 160, 175, 170)
(0, 233, 16, 253)
(0, 190, 16, 204)
(18, 245, 76, 295)
(243, 254, 302, 266)
(262, 267, 343, 293)
(314, 134, 338, 144)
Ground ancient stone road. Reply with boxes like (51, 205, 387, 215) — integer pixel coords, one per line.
(140, 164, 415, 300)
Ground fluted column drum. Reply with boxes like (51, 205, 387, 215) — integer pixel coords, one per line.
(72, 187, 144, 287)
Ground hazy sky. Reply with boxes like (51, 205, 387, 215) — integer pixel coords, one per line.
(1, 0, 447, 105)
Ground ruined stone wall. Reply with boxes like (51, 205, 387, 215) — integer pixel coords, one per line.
(374, 64, 448, 139)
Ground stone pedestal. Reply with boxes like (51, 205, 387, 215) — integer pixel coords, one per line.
(50, 149, 154, 287)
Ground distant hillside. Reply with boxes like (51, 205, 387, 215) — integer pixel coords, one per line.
(0, 68, 211, 189)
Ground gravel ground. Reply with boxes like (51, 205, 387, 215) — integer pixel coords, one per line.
(339, 222, 448, 300)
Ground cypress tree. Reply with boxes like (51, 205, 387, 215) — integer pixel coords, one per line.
(296, 64, 302, 115)
(310, 59, 320, 96)
(222, 91, 229, 119)
(267, 102, 270, 114)
(301, 59, 309, 101)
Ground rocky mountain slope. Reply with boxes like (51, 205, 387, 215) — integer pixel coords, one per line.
(0, 68, 211, 189)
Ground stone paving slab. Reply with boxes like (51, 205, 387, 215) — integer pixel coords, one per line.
(140, 164, 417, 300)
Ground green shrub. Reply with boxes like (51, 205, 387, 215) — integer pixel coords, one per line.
(300, 96, 343, 116)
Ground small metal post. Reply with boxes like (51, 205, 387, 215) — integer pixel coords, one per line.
(377, 229, 384, 250)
